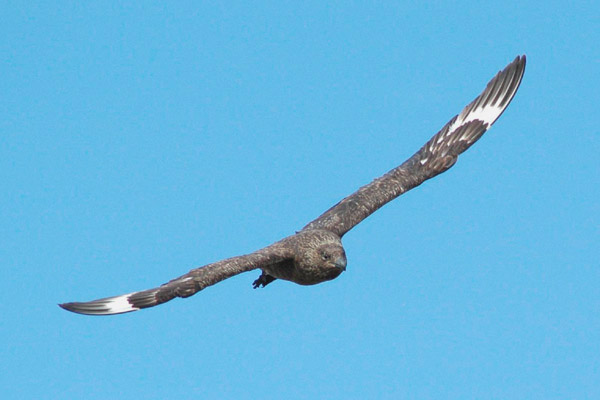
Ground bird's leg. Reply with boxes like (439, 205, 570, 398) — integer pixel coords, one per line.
(253, 272, 276, 289)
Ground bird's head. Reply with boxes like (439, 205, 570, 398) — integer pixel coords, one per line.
(317, 243, 347, 272)
(289, 230, 347, 284)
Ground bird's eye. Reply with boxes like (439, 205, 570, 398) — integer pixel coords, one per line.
(321, 253, 331, 261)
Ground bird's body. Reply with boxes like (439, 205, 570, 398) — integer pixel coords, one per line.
(261, 229, 346, 286)
(60, 55, 526, 316)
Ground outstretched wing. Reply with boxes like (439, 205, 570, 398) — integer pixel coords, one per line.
(59, 245, 293, 315)
(303, 55, 526, 237)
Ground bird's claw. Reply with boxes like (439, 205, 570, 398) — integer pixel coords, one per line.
(253, 273, 276, 289)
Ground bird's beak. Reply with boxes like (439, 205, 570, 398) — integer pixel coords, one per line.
(334, 256, 347, 271)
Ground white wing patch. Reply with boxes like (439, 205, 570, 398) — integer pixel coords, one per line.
(448, 102, 504, 137)
(101, 293, 140, 314)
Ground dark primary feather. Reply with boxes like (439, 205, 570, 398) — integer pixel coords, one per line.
(303, 55, 526, 237)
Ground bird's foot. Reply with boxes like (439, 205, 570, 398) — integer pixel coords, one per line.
(253, 273, 276, 289)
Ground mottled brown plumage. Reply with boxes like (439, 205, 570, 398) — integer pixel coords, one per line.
(60, 56, 525, 315)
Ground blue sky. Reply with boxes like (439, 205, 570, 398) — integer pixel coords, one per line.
(1, 1, 598, 399)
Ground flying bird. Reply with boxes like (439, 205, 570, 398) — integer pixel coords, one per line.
(60, 55, 526, 315)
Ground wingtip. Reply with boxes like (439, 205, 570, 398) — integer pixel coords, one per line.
(58, 302, 80, 312)
(58, 301, 96, 316)
(512, 54, 527, 74)
(503, 55, 526, 76)
(58, 293, 141, 316)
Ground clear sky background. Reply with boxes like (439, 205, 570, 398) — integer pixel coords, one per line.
(2, 1, 598, 399)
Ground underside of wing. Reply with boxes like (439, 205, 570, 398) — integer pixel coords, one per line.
(59, 246, 293, 315)
(303, 55, 526, 237)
